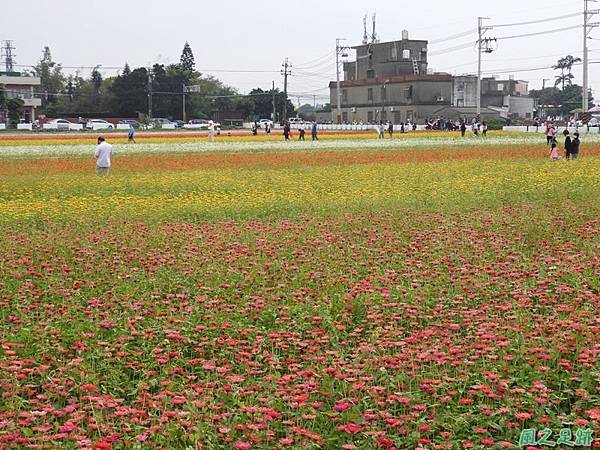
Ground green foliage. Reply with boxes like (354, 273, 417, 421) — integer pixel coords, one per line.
(248, 87, 295, 122)
(530, 84, 593, 117)
(553, 55, 582, 90)
(32, 46, 65, 108)
(179, 42, 196, 73)
(6, 97, 24, 127)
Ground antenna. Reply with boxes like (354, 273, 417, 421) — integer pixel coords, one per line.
(1, 40, 16, 72)
(371, 13, 379, 43)
(362, 14, 369, 45)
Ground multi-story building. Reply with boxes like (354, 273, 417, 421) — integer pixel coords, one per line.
(0, 72, 42, 123)
(330, 32, 456, 124)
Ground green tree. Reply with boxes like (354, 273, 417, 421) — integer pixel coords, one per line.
(6, 97, 24, 127)
(91, 66, 103, 98)
(248, 87, 295, 122)
(180, 42, 196, 73)
(109, 65, 149, 117)
(553, 55, 581, 90)
(32, 46, 65, 108)
(530, 84, 593, 117)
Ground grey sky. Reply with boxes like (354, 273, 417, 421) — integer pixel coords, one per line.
(2, 0, 597, 104)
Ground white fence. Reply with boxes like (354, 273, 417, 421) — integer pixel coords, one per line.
(0, 123, 6, 130)
(503, 125, 600, 134)
(17, 123, 33, 131)
(242, 122, 427, 132)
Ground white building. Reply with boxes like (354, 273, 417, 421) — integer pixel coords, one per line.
(0, 72, 42, 123)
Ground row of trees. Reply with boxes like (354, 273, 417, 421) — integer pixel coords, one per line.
(528, 54, 593, 119)
(28, 43, 296, 121)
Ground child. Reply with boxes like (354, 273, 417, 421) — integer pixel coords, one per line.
(549, 141, 560, 161)
(298, 128, 305, 141)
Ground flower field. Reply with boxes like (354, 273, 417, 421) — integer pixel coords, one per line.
(0, 135, 599, 449)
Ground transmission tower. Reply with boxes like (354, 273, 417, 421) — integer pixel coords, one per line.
(1, 40, 16, 73)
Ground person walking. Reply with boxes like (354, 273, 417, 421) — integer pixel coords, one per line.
(265, 123, 271, 135)
(208, 121, 215, 142)
(127, 124, 136, 144)
(549, 141, 560, 161)
(298, 127, 306, 141)
(95, 136, 113, 176)
(570, 132, 581, 160)
(460, 121, 467, 137)
(563, 129, 572, 160)
(378, 121, 385, 139)
(311, 121, 319, 141)
(388, 121, 394, 138)
(283, 121, 291, 141)
(481, 121, 488, 137)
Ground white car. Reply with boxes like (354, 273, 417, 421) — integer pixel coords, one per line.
(45, 119, 72, 130)
(86, 119, 114, 130)
(258, 119, 273, 128)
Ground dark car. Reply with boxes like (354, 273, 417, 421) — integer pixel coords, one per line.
(118, 119, 141, 129)
(174, 120, 186, 128)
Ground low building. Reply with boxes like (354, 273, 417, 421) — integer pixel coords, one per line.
(330, 74, 452, 124)
(0, 72, 42, 123)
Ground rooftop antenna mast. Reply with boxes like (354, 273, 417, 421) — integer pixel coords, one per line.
(362, 14, 369, 45)
(1, 40, 16, 72)
(371, 13, 379, 43)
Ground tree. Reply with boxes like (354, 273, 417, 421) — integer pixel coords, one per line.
(530, 84, 593, 117)
(91, 66, 103, 97)
(553, 55, 581, 90)
(180, 42, 196, 73)
(32, 46, 65, 108)
(6, 98, 24, 128)
(248, 87, 295, 122)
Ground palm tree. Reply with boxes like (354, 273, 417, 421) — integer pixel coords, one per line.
(553, 55, 582, 90)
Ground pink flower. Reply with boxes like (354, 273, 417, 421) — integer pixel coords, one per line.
(515, 412, 532, 421)
(59, 422, 76, 433)
(586, 409, 600, 420)
(233, 441, 252, 450)
(333, 401, 352, 412)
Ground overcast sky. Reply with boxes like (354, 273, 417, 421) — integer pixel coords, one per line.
(2, 0, 597, 104)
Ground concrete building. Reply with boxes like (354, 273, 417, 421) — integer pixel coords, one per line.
(452, 75, 478, 108)
(343, 33, 428, 81)
(0, 72, 42, 123)
(330, 74, 452, 124)
(330, 32, 459, 124)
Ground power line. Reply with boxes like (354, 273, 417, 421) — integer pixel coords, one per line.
(491, 12, 581, 28)
(495, 24, 583, 41)
(429, 29, 478, 45)
(429, 41, 475, 57)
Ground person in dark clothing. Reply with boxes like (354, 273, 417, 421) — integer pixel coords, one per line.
(563, 129, 572, 160)
(460, 121, 467, 137)
(388, 122, 394, 138)
(283, 121, 290, 141)
(571, 132, 581, 160)
(298, 128, 306, 141)
(311, 122, 319, 141)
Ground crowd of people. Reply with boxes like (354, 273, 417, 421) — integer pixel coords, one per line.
(94, 117, 584, 175)
(546, 123, 581, 161)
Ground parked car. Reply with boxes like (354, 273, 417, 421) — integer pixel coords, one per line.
(258, 119, 274, 128)
(46, 119, 72, 130)
(154, 118, 175, 126)
(174, 120, 186, 128)
(86, 119, 114, 130)
(186, 119, 221, 129)
(118, 119, 141, 129)
(288, 117, 304, 125)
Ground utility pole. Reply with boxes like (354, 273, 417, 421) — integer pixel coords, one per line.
(335, 38, 347, 124)
(583, 0, 599, 119)
(147, 67, 153, 120)
(272, 80, 276, 123)
(182, 84, 187, 122)
(313, 94, 317, 121)
(1, 41, 16, 73)
(281, 58, 291, 122)
(477, 17, 492, 117)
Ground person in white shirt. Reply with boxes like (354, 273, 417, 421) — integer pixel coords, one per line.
(208, 121, 215, 142)
(95, 136, 113, 176)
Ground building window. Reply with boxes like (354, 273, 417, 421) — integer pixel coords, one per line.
(457, 99, 464, 107)
(367, 69, 375, 79)
(367, 111, 374, 122)
(402, 49, 411, 60)
(368, 88, 373, 102)
(342, 90, 348, 104)
(497, 83, 504, 91)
